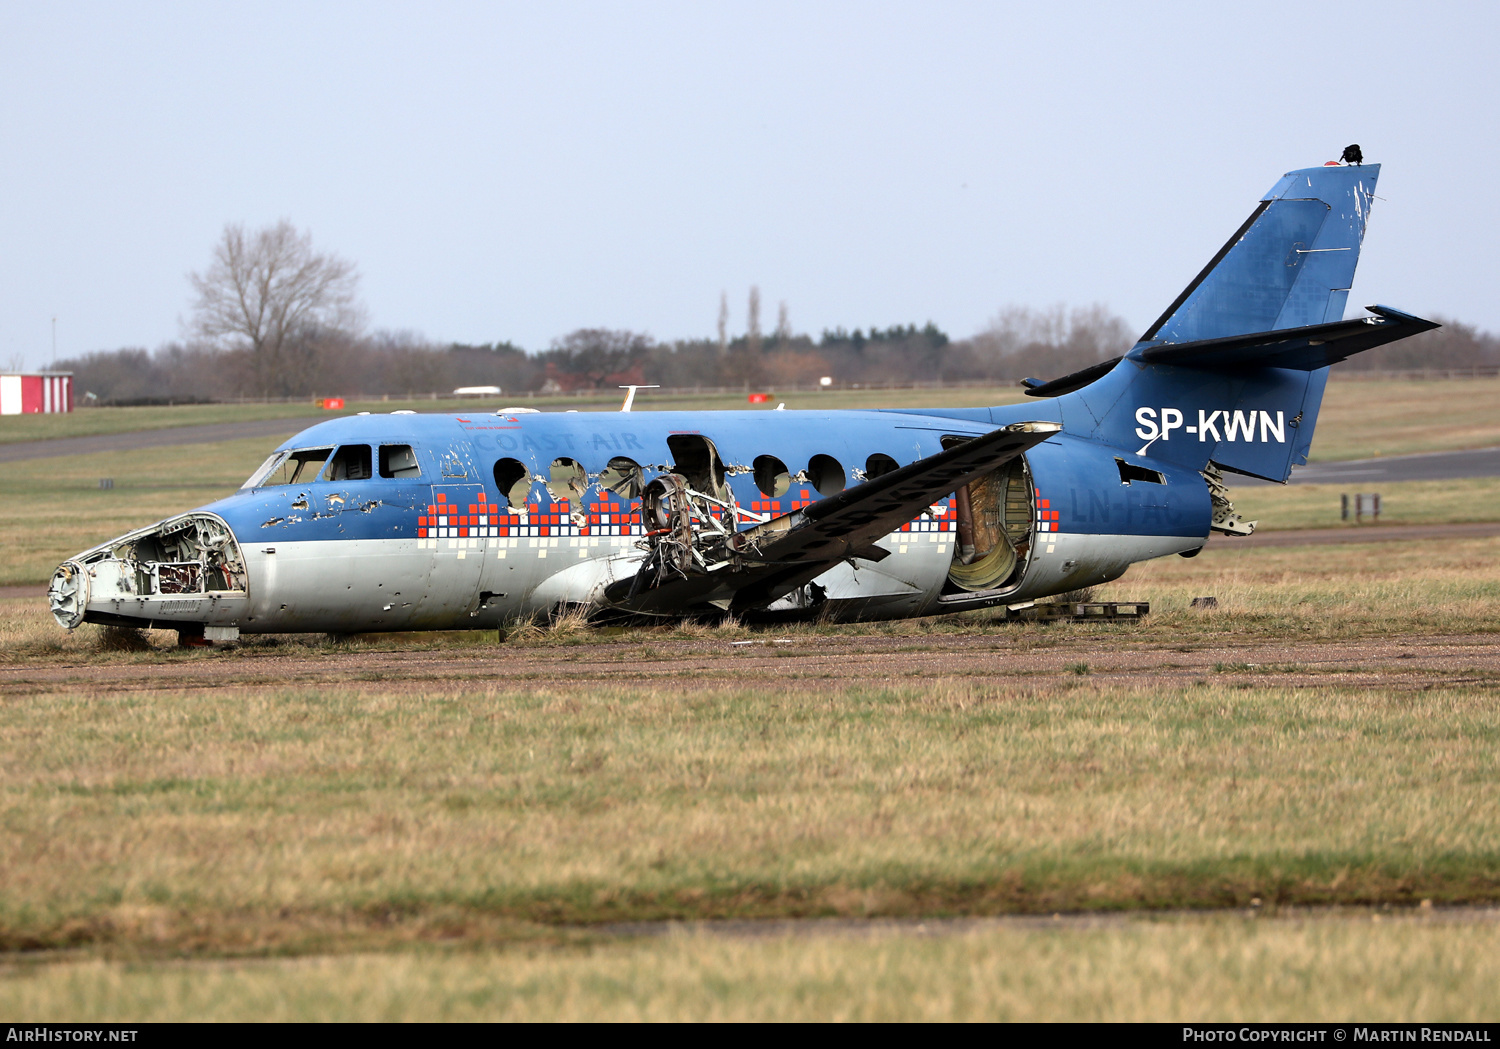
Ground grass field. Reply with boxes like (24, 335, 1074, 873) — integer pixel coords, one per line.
(4, 673, 1497, 946)
(0, 401, 312, 444)
(1310, 376, 1500, 461)
(4, 537, 1500, 945)
(1099, 531, 1500, 637)
(0, 437, 275, 586)
(1228, 476, 1500, 531)
(4, 915, 1499, 1021)
(3, 539, 1499, 1019)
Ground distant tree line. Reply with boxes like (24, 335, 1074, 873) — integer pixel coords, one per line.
(58, 306, 1500, 406)
(56, 306, 1142, 405)
(1339, 316, 1500, 372)
(52, 220, 1500, 405)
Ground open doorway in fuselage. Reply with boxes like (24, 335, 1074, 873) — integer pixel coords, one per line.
(940, 441, 1035, 594)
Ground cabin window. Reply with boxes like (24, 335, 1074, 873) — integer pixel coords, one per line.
(494, 458, 531, 508)
(807, 454, 846, 496)
(598, 456, 644, 499)
(753, 455, 791, 498)
(380, 445, 421, 479)
(325, 444, 373, 481)
(547, 457, 588, 506)
(666, 434, 730, 502)
(256, 447, 332, 487)
(865, 453, 899, 479)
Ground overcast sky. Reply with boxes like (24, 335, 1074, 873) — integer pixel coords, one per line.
(2, 1, 1496, 370)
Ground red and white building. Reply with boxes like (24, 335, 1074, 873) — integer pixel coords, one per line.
(0, 372, 73, 415)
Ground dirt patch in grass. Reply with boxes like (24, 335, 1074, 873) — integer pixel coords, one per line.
(3, 629, 1498, 696)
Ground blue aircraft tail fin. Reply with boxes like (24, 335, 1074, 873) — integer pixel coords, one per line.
(1047, 162, 1438, 483)
(1139, 164, 1380, 345)
(1067, 303, 1438, 483)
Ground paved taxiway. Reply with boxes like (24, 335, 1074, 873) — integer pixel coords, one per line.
(0, 417, 318, 463)
(1239, 446, 1500, 485)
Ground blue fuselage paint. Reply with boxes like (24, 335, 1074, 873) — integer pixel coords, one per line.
(206, 406, 1207, 546)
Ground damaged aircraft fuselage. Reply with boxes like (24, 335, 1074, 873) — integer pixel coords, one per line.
(48, 160, 1436, 638)
(52, 410, 1164, 635)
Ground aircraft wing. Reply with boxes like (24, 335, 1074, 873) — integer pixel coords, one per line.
(604, 420, 1061, 615)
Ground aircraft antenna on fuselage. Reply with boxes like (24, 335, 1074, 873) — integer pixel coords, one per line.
(619, 385, 659, 412)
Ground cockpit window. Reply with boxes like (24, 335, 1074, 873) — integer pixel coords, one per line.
(325, 444, 373, 481)
(242, 453, 286, 490)
(380, 444, 421, 479)
(252, 447, 333, 487)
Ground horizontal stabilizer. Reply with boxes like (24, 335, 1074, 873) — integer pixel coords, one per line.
(605, 421, 1060, 615)
(1022, 356, 1124, 398)
(1134, 306, 1439, 371)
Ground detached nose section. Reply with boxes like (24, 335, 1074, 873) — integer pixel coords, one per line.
(48, 512, 250, 640)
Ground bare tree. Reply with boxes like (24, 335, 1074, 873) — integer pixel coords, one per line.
(721, 286, 766, 388)
(970, 303, 1132, 380)
(541, 328, 653, 389)
(717, 291, 729, 353)
(189, 220, 364, 397)
(747, 285, 762, 356)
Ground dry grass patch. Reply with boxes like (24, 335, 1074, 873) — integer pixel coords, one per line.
(1096, 534, 1500, 639)
(1230, 477, 1500, 532)
(0, 403, 326, 445)
(3, 916, 1499, 1021)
